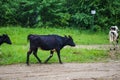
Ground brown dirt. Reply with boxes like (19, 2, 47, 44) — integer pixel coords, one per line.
(0, 62, 120, 80)
(72, 44, 119, 50)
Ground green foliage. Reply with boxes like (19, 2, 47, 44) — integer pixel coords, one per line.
(91, 25, 101, 32)
(0, 0, 120, 31)
(72, 13, 92, 29)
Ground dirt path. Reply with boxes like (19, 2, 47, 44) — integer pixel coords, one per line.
(74, 45, 111, 50)
(0, 62, 120, 80)
(72, 44, 120, 50)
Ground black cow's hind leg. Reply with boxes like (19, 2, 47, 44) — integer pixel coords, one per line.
(26, 49, 32, 66)
(33, 48, 41, 64)
(44, 51, 54, 63)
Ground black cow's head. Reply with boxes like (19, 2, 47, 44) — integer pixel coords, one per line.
(2, 34, 12, 44)
(65, 35, 75, 47)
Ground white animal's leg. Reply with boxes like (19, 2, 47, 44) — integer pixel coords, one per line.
(109, 31, 114, 50)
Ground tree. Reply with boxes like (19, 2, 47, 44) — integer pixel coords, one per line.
(0, 0, 120, 31)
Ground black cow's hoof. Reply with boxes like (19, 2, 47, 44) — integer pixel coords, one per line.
(44, 61, 47, 64)
(60, 62, 63, 64)
(27, 64, 30, 66)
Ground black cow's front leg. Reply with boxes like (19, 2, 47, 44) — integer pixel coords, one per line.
(26, 49, 32, 65)
(33, 48, 41, 64)
(56, 50, 62, 64)
(44, 51, 54, 63)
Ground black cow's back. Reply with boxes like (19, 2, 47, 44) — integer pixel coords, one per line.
(28, 34, 64, 50)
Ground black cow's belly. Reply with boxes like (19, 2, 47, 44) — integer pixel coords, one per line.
(38, 45, 56, 51)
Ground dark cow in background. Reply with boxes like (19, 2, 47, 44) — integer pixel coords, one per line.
(0, 34, 12, 45)
(27, 34, 75, 65)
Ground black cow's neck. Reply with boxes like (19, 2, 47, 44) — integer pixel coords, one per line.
(61, 38, 68, 49)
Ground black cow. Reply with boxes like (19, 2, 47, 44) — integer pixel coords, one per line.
(27, 34, 75, 65)
(0, 34, 12, 45)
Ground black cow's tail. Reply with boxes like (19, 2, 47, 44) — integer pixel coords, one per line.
(27, 34, 32, 42)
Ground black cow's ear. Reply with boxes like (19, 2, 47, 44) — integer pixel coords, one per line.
(3, 34, 6, 37)
(3, 34, 7, 36)
(68, 35, 72, 39)
(64, 35, 67, 38)
(3, 34, 5, 36)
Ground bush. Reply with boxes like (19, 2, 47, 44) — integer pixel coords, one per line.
(0, 0, 120, 31)
(91, 25, 101, 32)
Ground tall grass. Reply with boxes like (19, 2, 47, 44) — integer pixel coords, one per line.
(0, 26, 112, 65)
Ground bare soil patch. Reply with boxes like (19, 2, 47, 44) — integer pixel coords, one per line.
(74, 45, 117, 50)
(0, 62, 120, 80)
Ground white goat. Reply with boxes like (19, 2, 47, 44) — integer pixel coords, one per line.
(109, 26, 119, 50)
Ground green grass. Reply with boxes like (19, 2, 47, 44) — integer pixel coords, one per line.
(0, 26, 116, 65)
(0, 26, 109, 45)
(0, 44, 109, 65)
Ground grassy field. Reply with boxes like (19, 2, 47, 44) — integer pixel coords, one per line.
(0, 26, 115, 65)
(0, 26, 109, 45)
(0, 45, 108, 65)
